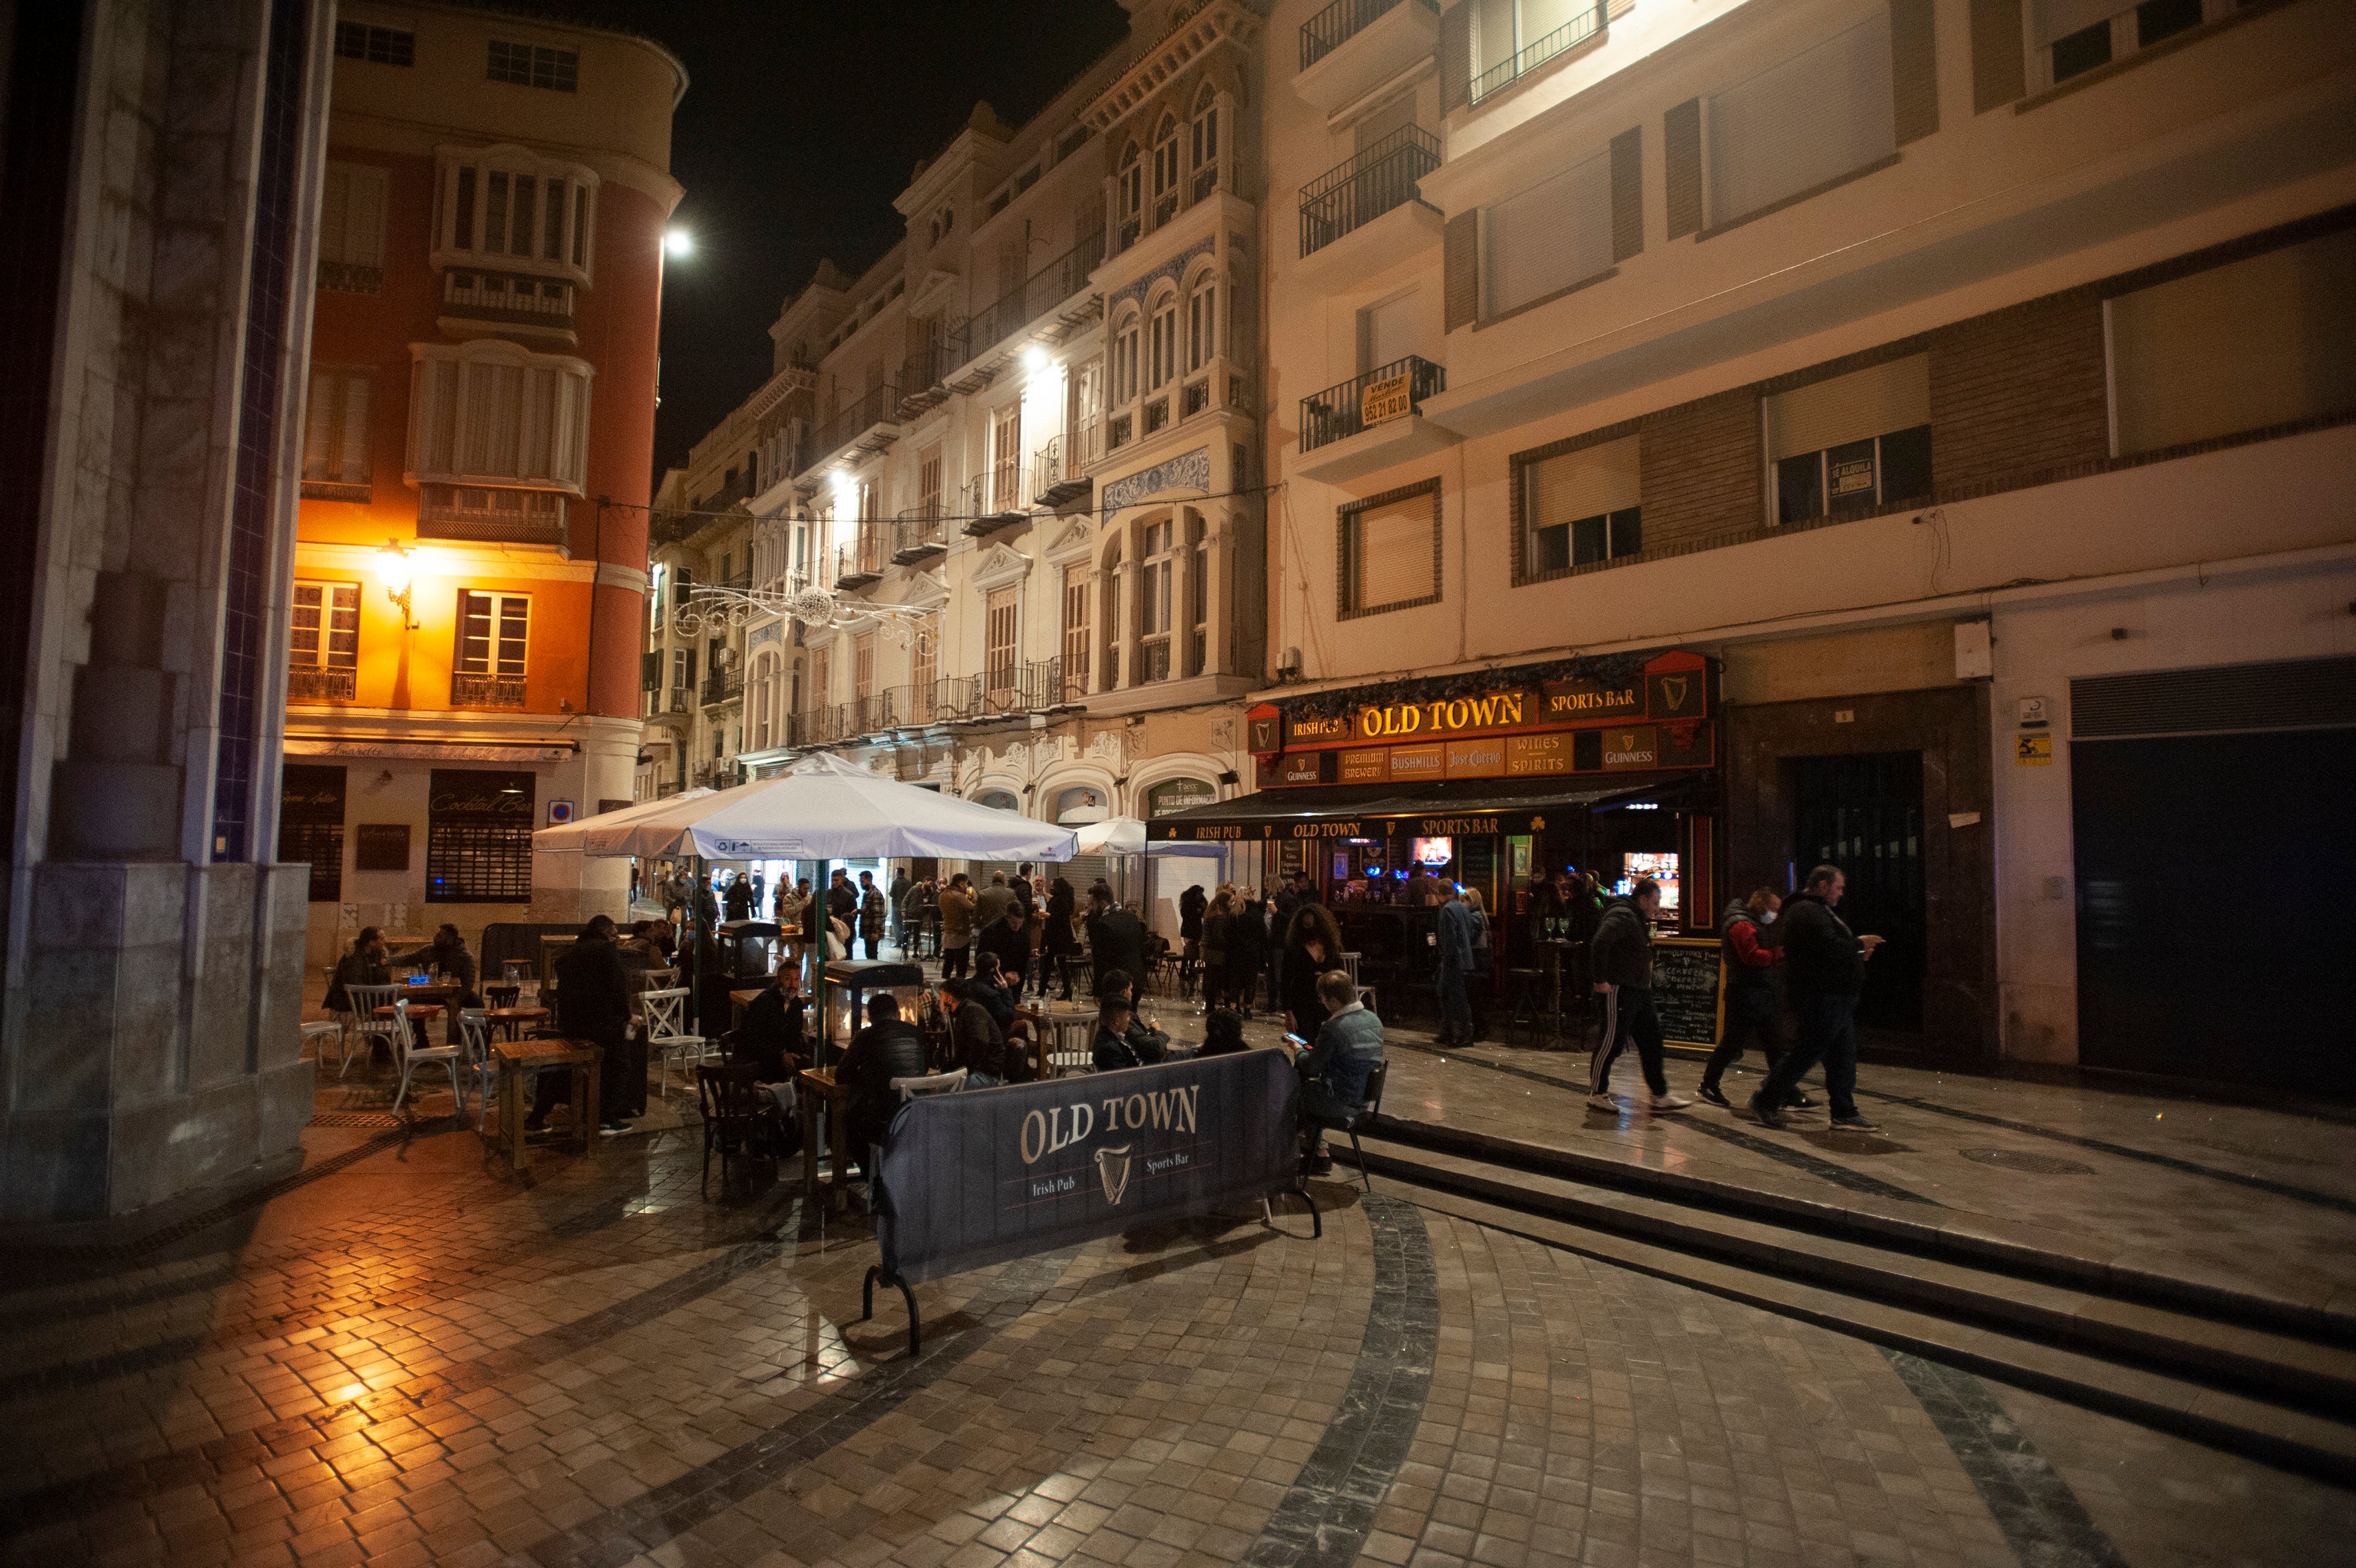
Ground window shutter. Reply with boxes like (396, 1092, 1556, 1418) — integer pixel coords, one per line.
(1444, 210, 1478, 332)
(319, 169, 349, 265)
(336, 375, 370, 484)
(1766, 354, 1930, 460)
(1525, 436, 1641, 531)
(1708, 15, 1895, 229)
(1348, 492, 1440, 612)
(1438, 2, 1472, 114)
(303, 372, 333, 479)
(1969, 0, 2026, 112)
(1891, 0, 1939, 146)
(1609, 126, 1642, 263)
(346, 168, 386, 268)
(1664, 99, 1702, 239)
(1484, 151, 1613, 319)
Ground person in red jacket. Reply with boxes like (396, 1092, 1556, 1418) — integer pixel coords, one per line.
(1698, 888, 1811, 1109)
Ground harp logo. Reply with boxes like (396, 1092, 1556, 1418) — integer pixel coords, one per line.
(1659, 676, 1688, 712)
(1093, 1145, 1134, 1206)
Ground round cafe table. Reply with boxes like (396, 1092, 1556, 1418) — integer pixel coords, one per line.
(372, 1001, 445, 1059)
(481, 1005, 552, 1043)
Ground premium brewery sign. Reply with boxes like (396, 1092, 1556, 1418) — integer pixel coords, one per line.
(873, 1049, 1301, 1286)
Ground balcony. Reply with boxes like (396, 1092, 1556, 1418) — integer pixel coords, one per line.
(898, 338, 948, 418)
(451, 673, 527, 709)
(963, 470, 1031, 538)
(1299, 126, 1442, 289)
(1034, 436, 1093, 509)
(1297, 354, 1458, 482)
(646, 688, 692, 724)
(416, 483, 571, 549)
(948, 657, 1069, 722)
(1472, 0, 1606, 106)
(945, 228, 1106, 385)
(287, 666, 354, 704)
(317, 259, 382, 295)
(1296, 0, 1440, 114)
(701, 667, 745, 708)
(441, 269, 575, 337)
(834, 530, 887, 588)
(892, 505, 948, 564)
(801, 381, 902, 473)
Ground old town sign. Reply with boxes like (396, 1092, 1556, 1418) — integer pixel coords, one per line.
(1244, 650, 1710, 789)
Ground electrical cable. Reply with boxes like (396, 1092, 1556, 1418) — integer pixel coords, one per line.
(598, 479, 1291, 529)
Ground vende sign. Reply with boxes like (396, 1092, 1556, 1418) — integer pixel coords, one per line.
(873, 1049, 1302, 1287)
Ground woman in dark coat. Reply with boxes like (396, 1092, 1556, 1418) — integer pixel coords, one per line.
(1282, 902, 1347, 1039)
(1226, 890, 1267, 1018)
(1043, 876, 1081, 1000)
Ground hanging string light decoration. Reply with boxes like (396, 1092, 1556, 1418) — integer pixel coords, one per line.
(670, 577, 936, 656)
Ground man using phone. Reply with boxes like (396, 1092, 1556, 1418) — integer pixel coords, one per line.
(1750, 864, 1884, 1132)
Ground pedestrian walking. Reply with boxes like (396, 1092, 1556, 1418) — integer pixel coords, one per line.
(1227, 887, 1267, 1017)
(858, 870, 886, 960)
(1585, 878, 1692, 1113)
(1434, 886, 1476, 1045)
(1201, 886, 1234, 1011)
(1750, 866, 1883, 1132)
(723, 873, 753, 922)
(938, 872, 976, 980)
(1043, 875, 1080, 999)
(1698, 888, 1811, 1109)
(1178, 882, 1207, 999)
(1463, 888, 1494, 1042)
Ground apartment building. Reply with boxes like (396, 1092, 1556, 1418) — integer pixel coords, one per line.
(1, 0, 332, 1218)
(1244, 0, 2356, 1086)
(660, 0, 1270, 928)
(282, 5, 683, 966)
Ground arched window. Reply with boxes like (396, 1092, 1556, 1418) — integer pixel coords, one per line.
(1186, 269, 1219, 372)
(1151, 114, 1181, 223)
(1140, 516, 1174, 682)
(1102, 539, 1124, 688)
(1190, 85, 1220, 203)
(749, 649, 781, 750)
(1116, 143, 1143, 245)
(1148, 288, 1179, 391)
(1112, 307, 1141, 404)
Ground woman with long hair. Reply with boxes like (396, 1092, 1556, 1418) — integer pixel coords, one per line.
(1201, 887, 1236, 1011)
(1283, 900, 1348, 1037)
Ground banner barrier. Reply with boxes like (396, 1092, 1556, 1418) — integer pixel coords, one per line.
(866, 1047, 1315, 1351)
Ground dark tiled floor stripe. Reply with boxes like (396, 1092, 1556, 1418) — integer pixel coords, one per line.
(519, 1247, 1081, 1568)
(0, 1263, 240, 1331)
(0, 1337, 208, 1403)
(1242, 1194, 1438, 1568)
(0, 1206, 801, 1540)
(1881, 1348, 2132, 1568)
(1388, 1038, 1938, 1206)
(1863, 1091, 2356, 1216)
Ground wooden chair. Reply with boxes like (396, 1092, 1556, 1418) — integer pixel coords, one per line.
(695, 1063, 771, 1194)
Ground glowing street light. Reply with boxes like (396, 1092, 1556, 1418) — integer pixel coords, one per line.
(376, 539, 418, 629)
(664, 227, 693, 257)
(1022, 344, 1051, 373)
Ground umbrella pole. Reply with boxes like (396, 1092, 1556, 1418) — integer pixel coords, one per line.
(693, 852, 711, 1037)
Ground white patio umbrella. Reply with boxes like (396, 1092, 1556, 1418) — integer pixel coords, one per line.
(563, 751, 1079, 862)
(1072, 815, 1226, 857)
(531, 787, 716, 852)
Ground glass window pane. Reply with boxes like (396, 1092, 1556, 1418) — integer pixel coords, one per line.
(1571, 514, 1607, 565)
(1609, 507, 1642, 559)
(1879, 424, 1933, 507)
(1826, 437, 1879, 517)
(1777, 452, 1823, 524)
(1534, 523, 1569, 574)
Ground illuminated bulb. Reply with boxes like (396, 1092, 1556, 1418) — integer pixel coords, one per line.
(664, 228, 693, 257)
(1022, 344, 1050, 372)
(374, 541, 412, 593)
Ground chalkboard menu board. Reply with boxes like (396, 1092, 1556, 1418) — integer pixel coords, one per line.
(1651, 938, 1723, 1047)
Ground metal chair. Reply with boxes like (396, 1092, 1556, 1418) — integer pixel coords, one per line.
(696, 1063, 771, 1194)
(458, 1009, 498, 1130)
(343, 984, 404, 1080)
(892, 1068, 968, 1101)
(390, 996, 466, 1113)
(1333, 1061, 1389, 1196)
(301, 1019, 346, 1074)
(642, 987, 710, 1093)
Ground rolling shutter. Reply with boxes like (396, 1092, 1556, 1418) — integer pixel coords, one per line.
(1891, 0, 1940, 145)
(1970, 0, 2028, 111)
(1610, 126, 1643, 262)
(1525, 436, 1640, 532)
(1766, 354, 1929, 460)
(2071, 657, 2356, 740)
(1444, 210, 1479, 332)
(1439, 2, 1472, 114)
(1663, 98, 1702, 239)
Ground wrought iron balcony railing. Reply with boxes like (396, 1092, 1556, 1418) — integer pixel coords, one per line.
(1300, 0, 1436, 70)
(893, 505, 948, 563)
(287, 666, 354, 704)
(1472, 0, 1604, 105)
(1300, 124, 1440, 259)
(802, 381, 901, 470)
(946, 227, 1105, 369)
(451, 673, 527, 709)
(1299, 354, 1446, 453)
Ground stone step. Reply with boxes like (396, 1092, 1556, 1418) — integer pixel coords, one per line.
(1363, 1111, 2356, 1346)
(1351, 1151, 2356, 1490)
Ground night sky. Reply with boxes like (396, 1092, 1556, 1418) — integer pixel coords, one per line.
(549, 0, 1133, 483)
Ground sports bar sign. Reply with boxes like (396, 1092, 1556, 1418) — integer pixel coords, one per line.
(1247, 650, 1711, 787)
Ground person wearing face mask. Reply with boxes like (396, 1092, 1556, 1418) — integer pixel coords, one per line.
(1697, 887, 1808, 1109)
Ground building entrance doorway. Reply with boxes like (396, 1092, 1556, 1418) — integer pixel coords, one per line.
(1792, 751, 1924, 1033)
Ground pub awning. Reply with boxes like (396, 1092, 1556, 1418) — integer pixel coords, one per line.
(1144, 771, 1715, 841)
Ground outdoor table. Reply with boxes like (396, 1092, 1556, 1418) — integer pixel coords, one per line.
(730, 987, 764, 1031)
(481, 1005, 550, 1043)
(493, 1037, 598, 1166)
(1532, 940, 1583, 1050)
(795, 1065, 852, 1213)
(373, 1001, 445, 1058)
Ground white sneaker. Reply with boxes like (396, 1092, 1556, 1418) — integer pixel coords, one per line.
(1585, 1092, 1618, 1112)
(1650, 1093, 1694, 1112)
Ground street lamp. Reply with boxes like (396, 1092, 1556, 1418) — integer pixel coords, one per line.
(664, 227, 693, 257)
(376, 539, 418, 630)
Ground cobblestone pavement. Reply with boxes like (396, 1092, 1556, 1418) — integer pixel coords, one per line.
(1, 1030, 2349, 1567)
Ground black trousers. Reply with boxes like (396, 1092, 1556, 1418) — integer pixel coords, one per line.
(942, 944, 970, 980)
(1589, 985, 1668, 1098)
(532, 1028, 630, 1124)
(1702, 986, 1783, 1087)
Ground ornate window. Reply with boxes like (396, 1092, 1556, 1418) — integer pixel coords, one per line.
(1151, 114, 1182, 226)
(1117, 143, 1144, 247)
(1189, 85, 1221, 204)
(1186, 271, 1219, 372)
(407, 339, 592, 542)
(1148, 291, 1179, 390)
(1140, 517, 1174, 682)
(301, 368, 373, 500)
(1061, 563, 1091, 698)
(432, 143, 598, 287)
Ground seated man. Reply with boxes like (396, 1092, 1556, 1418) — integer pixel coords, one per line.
(941, 978, 1025, 1087)
(1091, 970, 1174, 1064)
(834, 992, 928, 1179)
(1290, 969, 1384, 1174)
(737, 971, 807, 1087)
(970, 953, 1036, 1047)
(1197, 1008, 1247, 1057)
(1092, 997, 1145, 1073)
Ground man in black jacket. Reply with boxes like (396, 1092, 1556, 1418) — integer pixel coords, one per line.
(837, 993, 930, 1177)
(1585, 880, 1692, 1114)
(1085, 890, 1149, 999)
(535, 916, 634, 1134)
(977, 904, 1031, 991)
(1750, 865, 1883, 1132)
